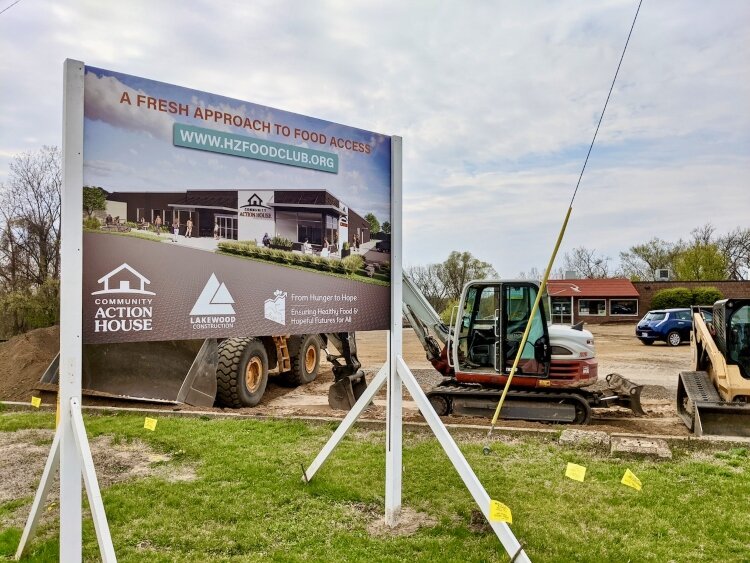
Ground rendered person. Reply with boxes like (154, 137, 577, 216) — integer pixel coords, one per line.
(262, 232, 271, 247)
(172, 219, 179, 242)
(105, 214, 112, 226)
(154, 215, 162, 234)
(303, 238, 312, 254)
(214, 221, 219, 240)
(186, 218, 193, 238)
(323, 238, 329, 250)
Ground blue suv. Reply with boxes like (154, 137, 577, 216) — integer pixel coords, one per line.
(636, 308, 693, 346)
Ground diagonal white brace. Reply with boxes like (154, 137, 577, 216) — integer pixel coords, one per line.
(15, 428, 61, 560)
(303, 363, 389, 483)
(69, 398, 117, 563)
(395, 355, 531, 563)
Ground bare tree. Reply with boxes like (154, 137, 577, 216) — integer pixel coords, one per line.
(618, 238, 684, 281)
(0, 146, 62, 289)
(406, 263, 449, 311)
(717, 227, 750, 280)
(563, 246, 611, 279)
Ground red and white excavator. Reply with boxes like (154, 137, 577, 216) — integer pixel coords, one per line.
(329, 274, 644, 424)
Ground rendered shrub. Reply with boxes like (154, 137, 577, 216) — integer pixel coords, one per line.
(341, 254, 365, 276)
(270, 236, 293, 250)
(299, 254, 315, 267)
(311, 256, 327, 271)
(83, 217, 101, 230)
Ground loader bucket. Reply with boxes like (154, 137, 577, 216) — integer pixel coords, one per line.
(605, 373, 646, 416)
(37, 339, 218, 407)
(677, 371, 750, 437)
(328, 370, 368, 410)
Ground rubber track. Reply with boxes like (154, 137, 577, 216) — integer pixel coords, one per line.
(215, 337, 251, 408)
(427, 381, 593, 424)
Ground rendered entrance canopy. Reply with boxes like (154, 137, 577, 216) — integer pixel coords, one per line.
(82, 66, 392, 344)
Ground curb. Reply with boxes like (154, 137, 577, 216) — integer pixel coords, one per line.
(3, 400, 749, 446)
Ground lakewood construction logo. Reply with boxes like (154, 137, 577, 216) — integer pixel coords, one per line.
(190, 273, 236, 330)
(91, 263, 154, 333)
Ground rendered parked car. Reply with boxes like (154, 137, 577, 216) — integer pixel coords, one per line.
(635, 308, 693, 346)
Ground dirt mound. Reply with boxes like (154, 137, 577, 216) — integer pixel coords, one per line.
(0, 326, 59, 402)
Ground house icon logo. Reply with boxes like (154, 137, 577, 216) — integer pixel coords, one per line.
(92, 263, 155, 295)
(190, 273, 236, 316)
(264, 290, 286, 325)
(240, 193, 268, 209)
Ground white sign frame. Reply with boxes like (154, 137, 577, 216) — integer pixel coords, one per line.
(19, 60, 528, 562)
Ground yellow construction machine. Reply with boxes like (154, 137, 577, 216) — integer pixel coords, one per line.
(676, 299, 750, 436)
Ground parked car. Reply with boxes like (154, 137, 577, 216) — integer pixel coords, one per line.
(635, 308, 693, 346)
(375, 239, 391, 253)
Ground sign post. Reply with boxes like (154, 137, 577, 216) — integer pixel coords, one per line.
(17, 59, 116, 563)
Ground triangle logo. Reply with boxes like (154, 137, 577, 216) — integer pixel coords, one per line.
(190, 273, 236, 315)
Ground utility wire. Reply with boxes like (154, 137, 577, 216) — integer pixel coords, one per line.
(570, 0, 643, 207)
(484, 0, 643, 450)
(0, 0, 23, 17)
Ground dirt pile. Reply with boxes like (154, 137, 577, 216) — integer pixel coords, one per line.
(0, 326, 59, 401)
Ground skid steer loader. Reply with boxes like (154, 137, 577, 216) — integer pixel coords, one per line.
(676, 299, 750, 437)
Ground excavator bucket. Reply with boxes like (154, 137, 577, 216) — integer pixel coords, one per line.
(38, 339, 218, 407)
(328, 370, 368, 410)
(677, 371, 750, 437)
(605, 373, 646, 416)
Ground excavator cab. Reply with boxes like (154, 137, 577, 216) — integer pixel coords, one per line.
(454, 281, 550, 382)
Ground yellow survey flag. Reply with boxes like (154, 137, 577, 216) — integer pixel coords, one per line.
(621, 469, 642, 491)
(144, 417, 158, 431)
(489, 499, 512, 524)
(565, 462, 587, 482)
(31, 396, 42, 408)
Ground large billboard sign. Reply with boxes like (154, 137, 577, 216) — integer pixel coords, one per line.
(82, 66, 392, 343)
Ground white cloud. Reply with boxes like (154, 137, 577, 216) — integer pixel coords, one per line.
(1, 0, 748, 274)
(84, 72, 174, 141)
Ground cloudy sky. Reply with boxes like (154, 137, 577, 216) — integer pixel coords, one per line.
(1, 0, 748, 276)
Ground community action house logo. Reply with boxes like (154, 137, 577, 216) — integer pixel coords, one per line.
(239, 193, 272, 219)
(190, 273, 236, 330)
(91, 263, 155, 333)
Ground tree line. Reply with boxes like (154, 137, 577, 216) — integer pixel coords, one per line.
(522, 225, 749, 282)
(0, 146, 61, 337)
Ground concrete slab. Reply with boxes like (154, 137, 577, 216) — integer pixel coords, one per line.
(559, 429, 611, 447)
(611, 436, 672, 459)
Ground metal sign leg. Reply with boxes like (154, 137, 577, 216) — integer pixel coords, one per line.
(302, 363, 389, 482)
(395, 356, 530, 562)
(69, 398, 117, 562)
(15, 429, 61, 560)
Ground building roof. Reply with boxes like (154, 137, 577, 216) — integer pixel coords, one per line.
(547, 278, 639, 298)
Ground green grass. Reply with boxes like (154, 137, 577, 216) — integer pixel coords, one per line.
(2, 412, 749, 562)
(84, 228, 163, 243)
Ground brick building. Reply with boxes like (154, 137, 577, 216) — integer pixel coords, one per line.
(546, 278, 750, 325)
